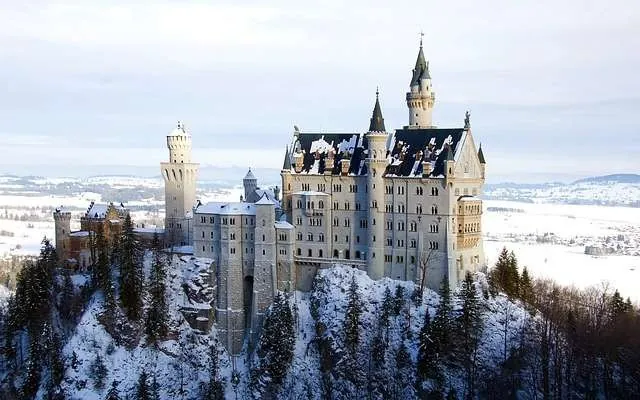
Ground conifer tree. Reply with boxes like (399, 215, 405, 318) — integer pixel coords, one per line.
(395, 340, 414, 397)
(22, 334, 42, 399)
(105, 381, 121, 400)
(417, 308, 437, 379)
(136, 370, 150, 400)
(344, 275, 362, 354)
(255, 293, 295, 393)
(91, 354, 107, 390)
(393, 284, 406, 316)
(146, 233, 169, 342)
(203, 346, 225, 400)
(519, 266, 533, 304)
(380, 286, 393, 329)
(119, 214, 143, 320)
(59, 267, 74, 321)
(456, 272, 483, 398)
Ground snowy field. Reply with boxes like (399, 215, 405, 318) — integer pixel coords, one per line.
(484, 200, 640, 302)
(1, 182, 638, 302)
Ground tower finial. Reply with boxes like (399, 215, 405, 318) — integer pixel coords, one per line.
(369, 87, 385, 132)
(376, 86, 379, 99)
(419, 30, 424, 47)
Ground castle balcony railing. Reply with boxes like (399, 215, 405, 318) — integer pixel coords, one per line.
(295, 255, 366, 268)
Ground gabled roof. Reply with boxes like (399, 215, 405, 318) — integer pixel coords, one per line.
(368, 89, 386, 132)
(195, 202, 256, 216)
(384, 128, 465, 177)
(255, 194, 274, 206)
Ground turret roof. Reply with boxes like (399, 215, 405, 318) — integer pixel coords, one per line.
(446, 145, 455, 161)
(255, 194, 274, 205)
(243, 168, 256, 181)
(368, 88, 386, 132)
(410, 43, 430, 86)
(478, 144, 486, 164)
(282, 146, 292, 170)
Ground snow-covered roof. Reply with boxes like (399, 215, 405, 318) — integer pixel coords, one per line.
(84, 201, 127, 219)
(244, 168, 256, 180)
(195, 202, 256, 216)
(287, 128, 465, 178)
(133, 227, 165, 234)
(255, 195, 274, 205)
(69, 231, 90, 237)
(458, 196, 481, 202)
(274, 221, 294, 230)
(292, 191, 329, 196)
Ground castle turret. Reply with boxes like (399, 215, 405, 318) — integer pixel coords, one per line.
(406, 37, 436, 128)
(161, 121, 199, 247)
(281, 145, 293, 214)
(478, 143, 486, 180)
(243, 168, 258, 202)
(53, 208, 72, 265)
(366, 89, 388, 280)
(252, 195, 277, 346)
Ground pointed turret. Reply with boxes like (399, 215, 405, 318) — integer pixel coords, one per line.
(282, 146, 292, 170)
(406, 36, 436, 128)
(478, 144, 486, 164)
(368, 88, 386, 132)
(410, 43, 427, 87)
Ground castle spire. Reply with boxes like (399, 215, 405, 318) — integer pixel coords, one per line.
(478, 143, 486, 164)
(410, 36, 428, 87)
(282, 145, 292, 170)
(368, 87, 386, 132)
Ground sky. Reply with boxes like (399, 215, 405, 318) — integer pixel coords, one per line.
(1, 0, 639, 183)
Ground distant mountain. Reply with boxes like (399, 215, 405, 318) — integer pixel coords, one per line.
(573, 173, 640, 184)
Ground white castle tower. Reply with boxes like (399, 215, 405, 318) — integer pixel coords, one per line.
(366, 89, 388, 280)
(161, 121, 199, 247)
(406, 37, 436, 128)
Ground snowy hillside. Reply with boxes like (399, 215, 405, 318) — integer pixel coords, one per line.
(51, 260, 533, 399)
(485, 174, 640, 207)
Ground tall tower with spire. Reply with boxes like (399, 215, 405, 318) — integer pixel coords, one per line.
(161, 121, 199, 247)
(406, 36, 436, 128)
(366, 88, 388, 279)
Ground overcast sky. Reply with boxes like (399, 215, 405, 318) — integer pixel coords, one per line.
(1, 1, 639, 182)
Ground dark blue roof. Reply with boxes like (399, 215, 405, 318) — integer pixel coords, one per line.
(384, 128, 464, 177)
(293, 133, 368, 175)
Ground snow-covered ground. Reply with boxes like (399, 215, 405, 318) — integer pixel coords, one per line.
(484, 200, 640, 302)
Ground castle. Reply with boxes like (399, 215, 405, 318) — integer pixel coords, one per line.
(53, 39, 487, 356)
(191, 40, 487, 353)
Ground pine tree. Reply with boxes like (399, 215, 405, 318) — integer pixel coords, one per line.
(146, 233, 169, 342)
(519, 266, 533, 304)
(344, 275, 362, 354)
(456, 272, 483, 398)
(417, 309, 437, 379)
(91, 354, 107, 390)
(136, 370, 150, 400)
(255, 293, 295, 393)
(506, 251, 520, 296)
(393, 284, 406, 316)
(21, 334, 42, 399)
(395, 340, 414, 397)
(380, 286, 394, 329)
(49, 332, 65, 388)
(119, 214, 143, 320)
(203, 346, 225, 400)
(105, 381, 121, 400)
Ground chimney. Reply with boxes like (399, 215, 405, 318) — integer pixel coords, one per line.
(293, 151, 304, 173)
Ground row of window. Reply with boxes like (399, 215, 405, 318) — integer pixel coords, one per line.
(459, 223, 480, 233)
(198, 216, 254, 225)
(296, 199, 326, 209)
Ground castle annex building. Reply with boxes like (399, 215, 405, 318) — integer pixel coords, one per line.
(192, 40, 488, 354)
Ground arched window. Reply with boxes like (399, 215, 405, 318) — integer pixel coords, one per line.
(355, 250, 361, 259)
(318, 249, 323, 258)
(297, 248, 301, 256)
(333, 249, 339, 258)
(308, 249, 312, 257)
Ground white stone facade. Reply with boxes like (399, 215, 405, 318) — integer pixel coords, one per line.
(161, 121, 199, 247)
(189, 41, 487, 355)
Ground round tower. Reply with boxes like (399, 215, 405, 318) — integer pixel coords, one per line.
(161, 121, 199, 247)
(243, 168, 258, 202)
(366, 89, 388, 280)
(53, 208, 72, 265)
(406, 38, 436, 128)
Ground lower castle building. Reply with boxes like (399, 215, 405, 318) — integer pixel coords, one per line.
(192, 39, 488, 354)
